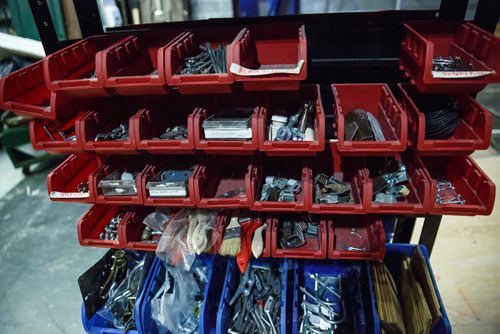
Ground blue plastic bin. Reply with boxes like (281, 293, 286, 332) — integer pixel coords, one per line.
(373, 243, 452, 334)
(216, 258, 292, 334)
(138, 254, 227, 334)
(292, 260, 373, 334)
(82, 255, 157, 334)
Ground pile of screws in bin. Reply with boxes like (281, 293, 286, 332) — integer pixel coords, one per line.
(147, 168, 194, 198)
(95, 124, 129, 141)
(299, 273, 346, 333)
(435, 178, 465, 205)
(260, 176, 302, 202)
(314, 173, 353, 204)
(98, 169, 139, 196)
(228, 264, 283, 334)
(279, 215, 318, 249)
(140, 209, 172, 244)
(43, 123, 77, 142)
(432, 56, 472, 72)
(269, 101, 315, 142)
(344, 108, 385, 142)
(100, 213, 124, 241)
(371, 159, 410, 204)
(180, 43, 227, 75)
(153, 125, 188, 140)
(79, 250, 145, 331)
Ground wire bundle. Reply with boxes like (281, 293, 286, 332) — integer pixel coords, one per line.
(423, 99, 462, 139)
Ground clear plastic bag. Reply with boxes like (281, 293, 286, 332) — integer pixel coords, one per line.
(151, 259, 209, 334)
(97, 259, 145, 329)
(143, 208, 172, 232)
(156, 209, 219, 271)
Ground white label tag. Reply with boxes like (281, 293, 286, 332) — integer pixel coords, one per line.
(50, 191, 90, 199)
(431, 70, 494, 79)
(230, 60, 305, 76)
(204, 128, 252, 139)
(149, 189, 187, 197)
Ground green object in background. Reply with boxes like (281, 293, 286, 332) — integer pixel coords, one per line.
(7, 0, 66, 41)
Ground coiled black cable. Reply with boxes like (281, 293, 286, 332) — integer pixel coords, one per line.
(424, 99, 461, 139)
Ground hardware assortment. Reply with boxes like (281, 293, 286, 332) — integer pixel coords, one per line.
(79, 250, 145, 331)
(202, 108, 253, 140)
(341, 228, 371, 252)
(298, 273, 346, 333)
(153, 125, 188, 140)
(98, 169, 139, 196)
(344, 108, 385, 142)
(146, 168, 194, 198)
(314, 173, 352, 204)
(279, 215, 318, 249)
(372, 159, 410, 204)
(99, 213, 123, 241)
(432, 56, 472, 72)
(228, 264, 283, 334)
(151, 259, 209, 334)
(141, 209, 172, 244)
(43, 123, 76, 142)
(268, 101, 315, 142)
(94, 123, 129, 141)
(180, 43, 227, 75)
(260, 176, 302, 202)
(435, 178, 465, 205)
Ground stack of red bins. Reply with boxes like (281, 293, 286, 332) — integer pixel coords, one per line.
(0, 20, 496, 265)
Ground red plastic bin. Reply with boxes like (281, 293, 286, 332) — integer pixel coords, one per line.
(44, 34, 127, 97)
(309, 150, 367, 214)
(270, 214, 327, 259)
(100, 30, 185, 95)
(91, 156, 148, 205)
(77, 204, 130, 248)
(193, 89, 261, 154)
(251, 157, 311, 212)
(164, 27, 243, 94)
(140, 156, 200, 207)
(327, 215, 385, 260)
(332, 83, 408, 155)
(231, 23, 307, 91)
(363, 151, 431, 214)
(258, 85, 325, 156)
(422, 155, 495, 216)
(0, 63, 76, 120)
(399, 83, 492, 155)
(47, 154, 102, 203)
(131, 94, 199, 154)
(121, 206, 162, 252)
(29, 109, 86, 154)
(195, 156, 255, 208)
(77, 98, 139, 155)
(400, 20, 500, 93)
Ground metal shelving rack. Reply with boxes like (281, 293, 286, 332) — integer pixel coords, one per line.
(26, 0, 499, 256)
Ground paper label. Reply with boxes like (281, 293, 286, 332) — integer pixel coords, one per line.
(50, 191, 90, 199)
(204, 128, 252, 139)
(230, 60, 305, 76)
(431, 70, 494, 79)
(149, 189, 187, 198)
